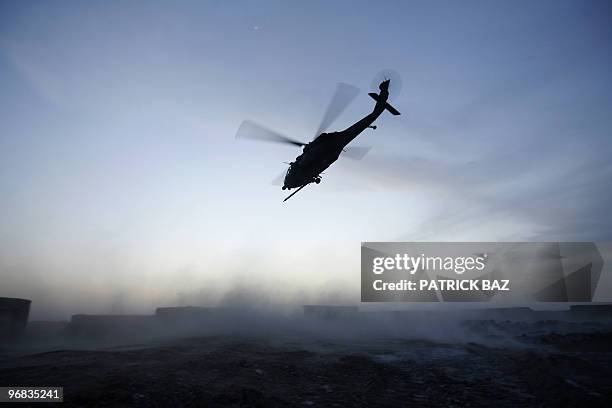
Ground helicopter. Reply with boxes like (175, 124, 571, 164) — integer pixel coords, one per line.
(236, 77, 401, 201)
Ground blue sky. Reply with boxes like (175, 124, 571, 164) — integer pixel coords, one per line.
(1, 1, 611, 318)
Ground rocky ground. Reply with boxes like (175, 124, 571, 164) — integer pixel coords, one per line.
(1, 321, 612, 407)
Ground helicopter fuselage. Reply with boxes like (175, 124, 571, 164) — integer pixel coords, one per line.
(283, 89, 389, 190)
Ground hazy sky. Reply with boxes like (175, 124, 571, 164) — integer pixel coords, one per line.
(1, 1, 611, 319)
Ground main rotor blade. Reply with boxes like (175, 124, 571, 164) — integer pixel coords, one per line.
(314, 83, 360, 137)
(342, 146, 372, 160)
(236, 120, 305, 147)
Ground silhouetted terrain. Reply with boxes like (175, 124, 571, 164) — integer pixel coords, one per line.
(1, 318, 612, 407)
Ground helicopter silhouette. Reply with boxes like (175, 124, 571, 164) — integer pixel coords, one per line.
(236, 78, 401, 201)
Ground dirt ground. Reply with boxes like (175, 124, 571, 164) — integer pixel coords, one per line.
(1, 321, 612, 407)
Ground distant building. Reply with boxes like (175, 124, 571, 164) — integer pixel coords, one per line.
(155, 306, 237, 327)
(0, 297, 31, 341)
